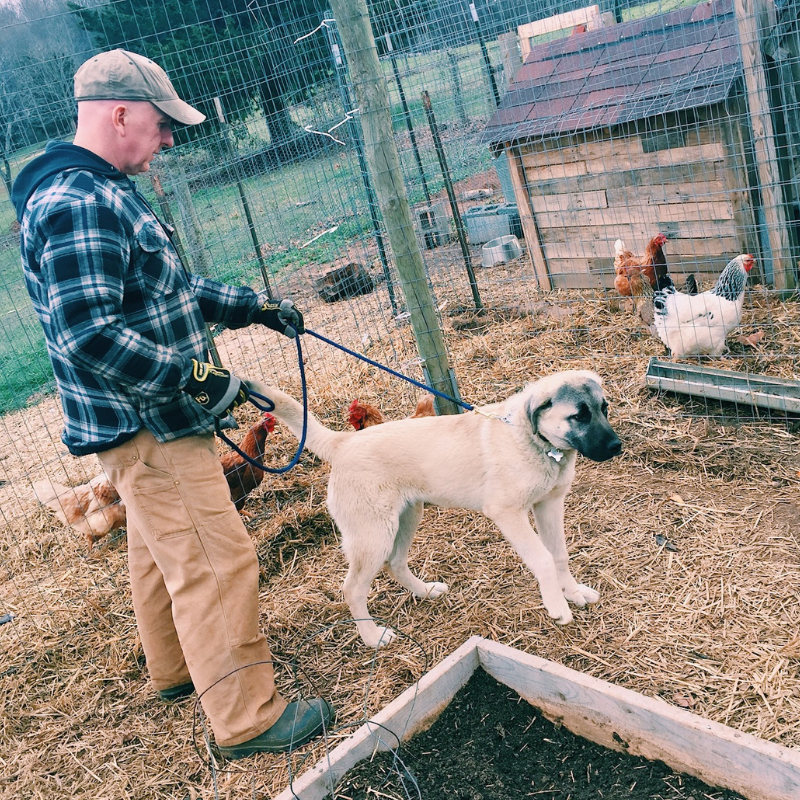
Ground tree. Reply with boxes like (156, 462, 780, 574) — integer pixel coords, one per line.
(69, 0, 438, 157)
(0, 0, 88, 201)
(69, 0, 334, 156)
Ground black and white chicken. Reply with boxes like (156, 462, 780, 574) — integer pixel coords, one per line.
(652, 254, 755, 356)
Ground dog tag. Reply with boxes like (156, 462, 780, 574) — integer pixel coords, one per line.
(547, 448, 564, 462)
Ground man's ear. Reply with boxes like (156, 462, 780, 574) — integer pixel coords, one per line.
(110, 103, 128, 135)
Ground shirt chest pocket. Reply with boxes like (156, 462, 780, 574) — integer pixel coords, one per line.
(134, 221, 178, 297)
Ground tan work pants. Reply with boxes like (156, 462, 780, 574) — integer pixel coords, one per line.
(98, 429, 287, 746)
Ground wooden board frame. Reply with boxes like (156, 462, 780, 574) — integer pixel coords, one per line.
(274, 636, 800, 800)
(517, 6, 603, 61)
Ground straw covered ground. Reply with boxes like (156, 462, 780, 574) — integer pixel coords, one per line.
(1, 247, 799, 800)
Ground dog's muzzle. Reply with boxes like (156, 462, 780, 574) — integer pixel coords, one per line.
(582, 431, 623, 462)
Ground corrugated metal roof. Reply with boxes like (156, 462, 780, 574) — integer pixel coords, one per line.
(484, 0, 741, 145)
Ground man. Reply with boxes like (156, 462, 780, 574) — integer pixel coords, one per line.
(11, 49, 333, 759)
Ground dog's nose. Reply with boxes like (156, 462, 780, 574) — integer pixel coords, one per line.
(593, 436, 622, 462)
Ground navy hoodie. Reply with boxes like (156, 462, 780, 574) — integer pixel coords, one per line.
(11, 140, 124, 223)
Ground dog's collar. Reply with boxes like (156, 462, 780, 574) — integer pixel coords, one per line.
(475, 409, 565, 462)
(532, 423, 565, 462)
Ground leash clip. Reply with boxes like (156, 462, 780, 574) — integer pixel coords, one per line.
(473, 408, 513, 425)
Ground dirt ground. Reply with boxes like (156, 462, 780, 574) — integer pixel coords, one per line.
(1, 228, 799, 799)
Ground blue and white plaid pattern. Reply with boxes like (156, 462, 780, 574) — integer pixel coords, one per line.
(21, 167, 265, 455)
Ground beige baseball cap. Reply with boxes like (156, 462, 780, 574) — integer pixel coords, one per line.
(74, 49, 206, 126)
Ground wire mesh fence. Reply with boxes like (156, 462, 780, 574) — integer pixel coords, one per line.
(1, 0, 799, 797)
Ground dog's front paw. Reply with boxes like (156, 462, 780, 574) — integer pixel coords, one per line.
(543, 596, 573, 625)
(360, 625, 397, 649)
(576, 583, 600, 604)
(418, 581, 449, 600)
(564, 583, 600, 607)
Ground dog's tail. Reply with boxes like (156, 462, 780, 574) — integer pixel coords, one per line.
(244, 379, 345, 463)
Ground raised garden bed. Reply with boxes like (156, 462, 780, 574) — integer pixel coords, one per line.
(275, 637, 800, 800)
(338, 668, 745, 799)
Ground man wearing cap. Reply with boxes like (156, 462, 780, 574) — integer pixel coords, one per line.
(11, 49, 334, 759)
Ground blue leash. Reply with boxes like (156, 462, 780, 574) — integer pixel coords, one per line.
(214, 326, 471, 473)
(304, 328, 475, 413)
(213, 333, 308, 474)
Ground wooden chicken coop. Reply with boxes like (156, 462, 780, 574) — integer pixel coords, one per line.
(484, 0, 798, 291)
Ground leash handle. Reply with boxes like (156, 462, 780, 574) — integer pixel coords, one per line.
(214, 333, 308, 474)
(304, 328, 474, 412)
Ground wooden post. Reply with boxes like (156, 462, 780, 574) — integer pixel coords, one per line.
(167, 159, 212, 276)
(498, 32, 521, 93)
(506, 144, 551, 289)
(149, 170, 189, 265)
(734, 0, 795, 289)
(327, 0, 462, 415)
(328, 28, 397, 315)
(149, 171, 222, 368)
(719, 104, 760, 258)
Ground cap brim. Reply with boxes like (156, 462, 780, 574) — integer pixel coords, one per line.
(153, 97, 206, 126)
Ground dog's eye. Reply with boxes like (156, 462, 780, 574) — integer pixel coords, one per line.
(572, 405, 591, 423)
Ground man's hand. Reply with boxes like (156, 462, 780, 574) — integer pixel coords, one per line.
(183, 359, 249, 417)
(256, 298, 305, 338)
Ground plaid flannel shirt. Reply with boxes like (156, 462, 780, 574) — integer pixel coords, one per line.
(19, 152, 266, 456)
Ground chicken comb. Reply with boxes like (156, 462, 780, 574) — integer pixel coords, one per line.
(262, 412, 276, 433)
(348, 399, 366, 418)
(347, 399, 367, 429)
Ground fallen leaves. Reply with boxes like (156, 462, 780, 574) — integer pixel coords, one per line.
(672, 692, 696, 708)
(736, 330, 765, 347)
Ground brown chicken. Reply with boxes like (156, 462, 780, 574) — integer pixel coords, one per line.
(34, 413, 277, 548)
(222, 412, 276, 513)
(347, 399, 385, 430)
(347, 395, 436, 430)
(33, 473, 127, 550)
(613, 233, 668, 297)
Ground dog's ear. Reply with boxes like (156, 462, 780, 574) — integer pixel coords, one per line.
(524, 381, 554, 431)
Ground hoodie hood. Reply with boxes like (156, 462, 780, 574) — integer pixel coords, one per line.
(11, 141, 125, 223)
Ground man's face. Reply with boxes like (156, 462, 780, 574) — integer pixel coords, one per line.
(119, 102, 174, 175)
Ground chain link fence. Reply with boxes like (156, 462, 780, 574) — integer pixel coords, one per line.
(1, 0, 799, 797)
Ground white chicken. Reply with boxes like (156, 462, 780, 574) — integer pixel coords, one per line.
(652, 254, 755, 356)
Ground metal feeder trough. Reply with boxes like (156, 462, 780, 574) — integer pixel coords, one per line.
(644, 357, 800, 414)
(481, 234, 522, 267)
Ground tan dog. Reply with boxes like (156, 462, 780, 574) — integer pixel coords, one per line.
(249, 370, 622, 648)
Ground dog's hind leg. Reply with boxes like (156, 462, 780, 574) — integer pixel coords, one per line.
(340, 517, 400, 649)
(386, 501, 449, 601)
(486, 507, 573, 624)
(532, 494, 599, 607)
